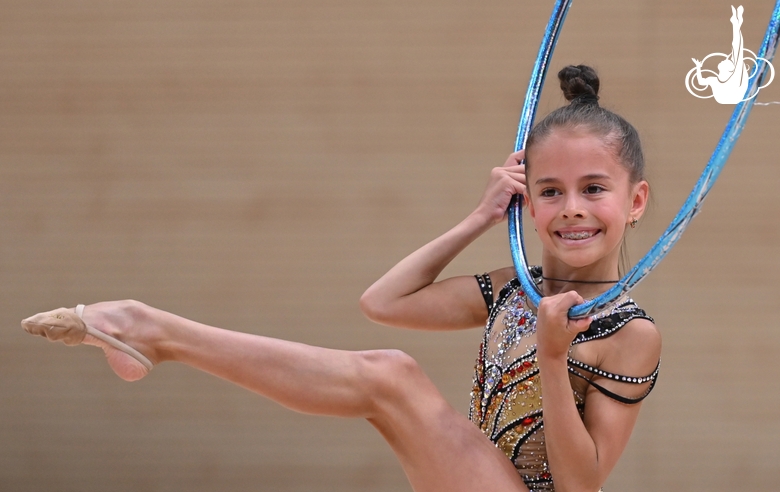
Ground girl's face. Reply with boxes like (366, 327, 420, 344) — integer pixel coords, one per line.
(526, 127, 648, 275)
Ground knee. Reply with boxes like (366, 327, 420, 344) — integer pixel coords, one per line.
(357, 349, 427, 407)
(360, 349, 421, 383)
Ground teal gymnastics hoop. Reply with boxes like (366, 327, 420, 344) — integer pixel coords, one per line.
(509, 0, 780, 318)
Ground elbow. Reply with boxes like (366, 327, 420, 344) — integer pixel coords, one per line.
(361, 288, 410, 327)
(359, 288, 387, 324)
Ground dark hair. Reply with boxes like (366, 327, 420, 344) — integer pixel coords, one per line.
(526, 65, 645, 183)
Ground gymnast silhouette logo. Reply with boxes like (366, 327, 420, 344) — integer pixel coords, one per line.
(685, 5, 774, 104)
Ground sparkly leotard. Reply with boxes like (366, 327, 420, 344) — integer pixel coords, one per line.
(469, 269, 659, 492)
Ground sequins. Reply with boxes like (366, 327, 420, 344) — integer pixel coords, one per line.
(469, 273, 657, 492)
(501, 291, 537, 343)
(567, 357, 659, 383)
(484, 365, 502, 396)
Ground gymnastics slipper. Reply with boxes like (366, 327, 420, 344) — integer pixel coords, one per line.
(22, 304, 154, 371)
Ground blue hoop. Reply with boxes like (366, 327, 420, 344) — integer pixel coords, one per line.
(509, 0, 780, 318)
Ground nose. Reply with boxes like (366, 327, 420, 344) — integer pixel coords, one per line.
(561, 194, 587, 220)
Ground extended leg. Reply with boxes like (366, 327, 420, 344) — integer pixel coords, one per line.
(27, 300, 529, 492)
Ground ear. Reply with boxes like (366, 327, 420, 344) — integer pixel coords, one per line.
(526, 194, 536, 219)
(523, 196, 536, 227)
(525, 195, 541, 233)
(629, 180, 649, 221)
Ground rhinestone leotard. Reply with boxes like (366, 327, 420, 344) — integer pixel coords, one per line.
(469, 270, 659, 491)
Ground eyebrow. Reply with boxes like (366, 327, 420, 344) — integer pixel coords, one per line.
(534, 173, 613, 185)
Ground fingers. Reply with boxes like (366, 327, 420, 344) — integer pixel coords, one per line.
(494, 165, 527, 197)
(559, 290, 586, 317)
(487, 165, 527, 201)
(569, 315, 593, 333)
(475, 151, 529, 223)
(503, 149, 525, 168)
(536, 291, 593, 359)
(559, 292, 593, 331)
(493, 151, 528, 194)
(501, 150, 527, 198)
(539, 291, 592, 333)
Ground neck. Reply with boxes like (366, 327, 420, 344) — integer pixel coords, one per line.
(541, 276, 618, 284)
(540, 252, 620, 298)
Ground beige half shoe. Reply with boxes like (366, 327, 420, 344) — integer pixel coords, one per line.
(22, 304, 154, 371)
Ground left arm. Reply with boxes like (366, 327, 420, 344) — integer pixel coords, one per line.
(536, 292, 661, 492)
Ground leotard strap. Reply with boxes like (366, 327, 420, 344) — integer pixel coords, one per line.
(567, 359, 660, 405)
(569, 299, 659, 404)
(474, 273, 495, 314)
(573, 300, 654, 344)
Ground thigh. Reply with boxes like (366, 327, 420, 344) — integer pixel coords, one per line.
(363, 350, 529, 492)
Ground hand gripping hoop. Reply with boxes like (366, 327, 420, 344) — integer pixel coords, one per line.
(509, 0, 780, 318)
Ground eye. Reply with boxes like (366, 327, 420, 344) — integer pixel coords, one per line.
(584, 184, 605, 194)
(540, 188, 560, 197)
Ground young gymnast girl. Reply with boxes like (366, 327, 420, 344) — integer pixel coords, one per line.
(22, 65, 661, 492)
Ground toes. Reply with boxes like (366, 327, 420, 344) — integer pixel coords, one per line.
(21, 308, 87, 346)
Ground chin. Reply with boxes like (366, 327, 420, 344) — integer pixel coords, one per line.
(556, 247, 618, 270)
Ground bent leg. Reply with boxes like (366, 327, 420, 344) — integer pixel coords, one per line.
(72, 301, 530, 491)
(361, 350, 530, 492)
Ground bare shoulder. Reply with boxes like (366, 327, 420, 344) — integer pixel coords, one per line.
(600, 316, 661, 375)
(616, 316, 661, 353)
(487, 266, 517, 296)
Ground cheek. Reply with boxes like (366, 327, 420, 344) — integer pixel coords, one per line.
(597, 201, 630, 230)
(530, 207, 557, 235)
(527, 199, 545, 221)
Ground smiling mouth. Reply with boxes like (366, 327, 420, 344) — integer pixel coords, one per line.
(557, 230, 598, 240)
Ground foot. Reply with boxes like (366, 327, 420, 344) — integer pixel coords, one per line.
(731, 5, 743, 27)
(23, 300, 162, 382)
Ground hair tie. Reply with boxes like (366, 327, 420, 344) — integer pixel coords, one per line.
(572, 93, 599, 106)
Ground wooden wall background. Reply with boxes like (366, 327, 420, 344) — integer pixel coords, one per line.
(1, 1, 779, 490)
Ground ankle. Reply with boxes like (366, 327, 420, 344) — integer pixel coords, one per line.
(120, 300, 171, 363)
(138, 303, 184, 363)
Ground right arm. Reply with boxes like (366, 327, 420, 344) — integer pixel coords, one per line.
(360, 152, 526, 331)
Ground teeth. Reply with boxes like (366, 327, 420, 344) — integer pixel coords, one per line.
(560, 231, 594, 240)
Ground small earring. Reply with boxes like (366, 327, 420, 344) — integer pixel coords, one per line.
(629, 218, 638, 229)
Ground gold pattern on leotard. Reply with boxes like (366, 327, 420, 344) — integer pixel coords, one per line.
(469, 271, 657, 492)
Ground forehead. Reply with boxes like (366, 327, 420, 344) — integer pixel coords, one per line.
(527, 128, 628, 184)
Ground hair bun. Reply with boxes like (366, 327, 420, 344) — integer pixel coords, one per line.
(558, 65, 600, 104)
